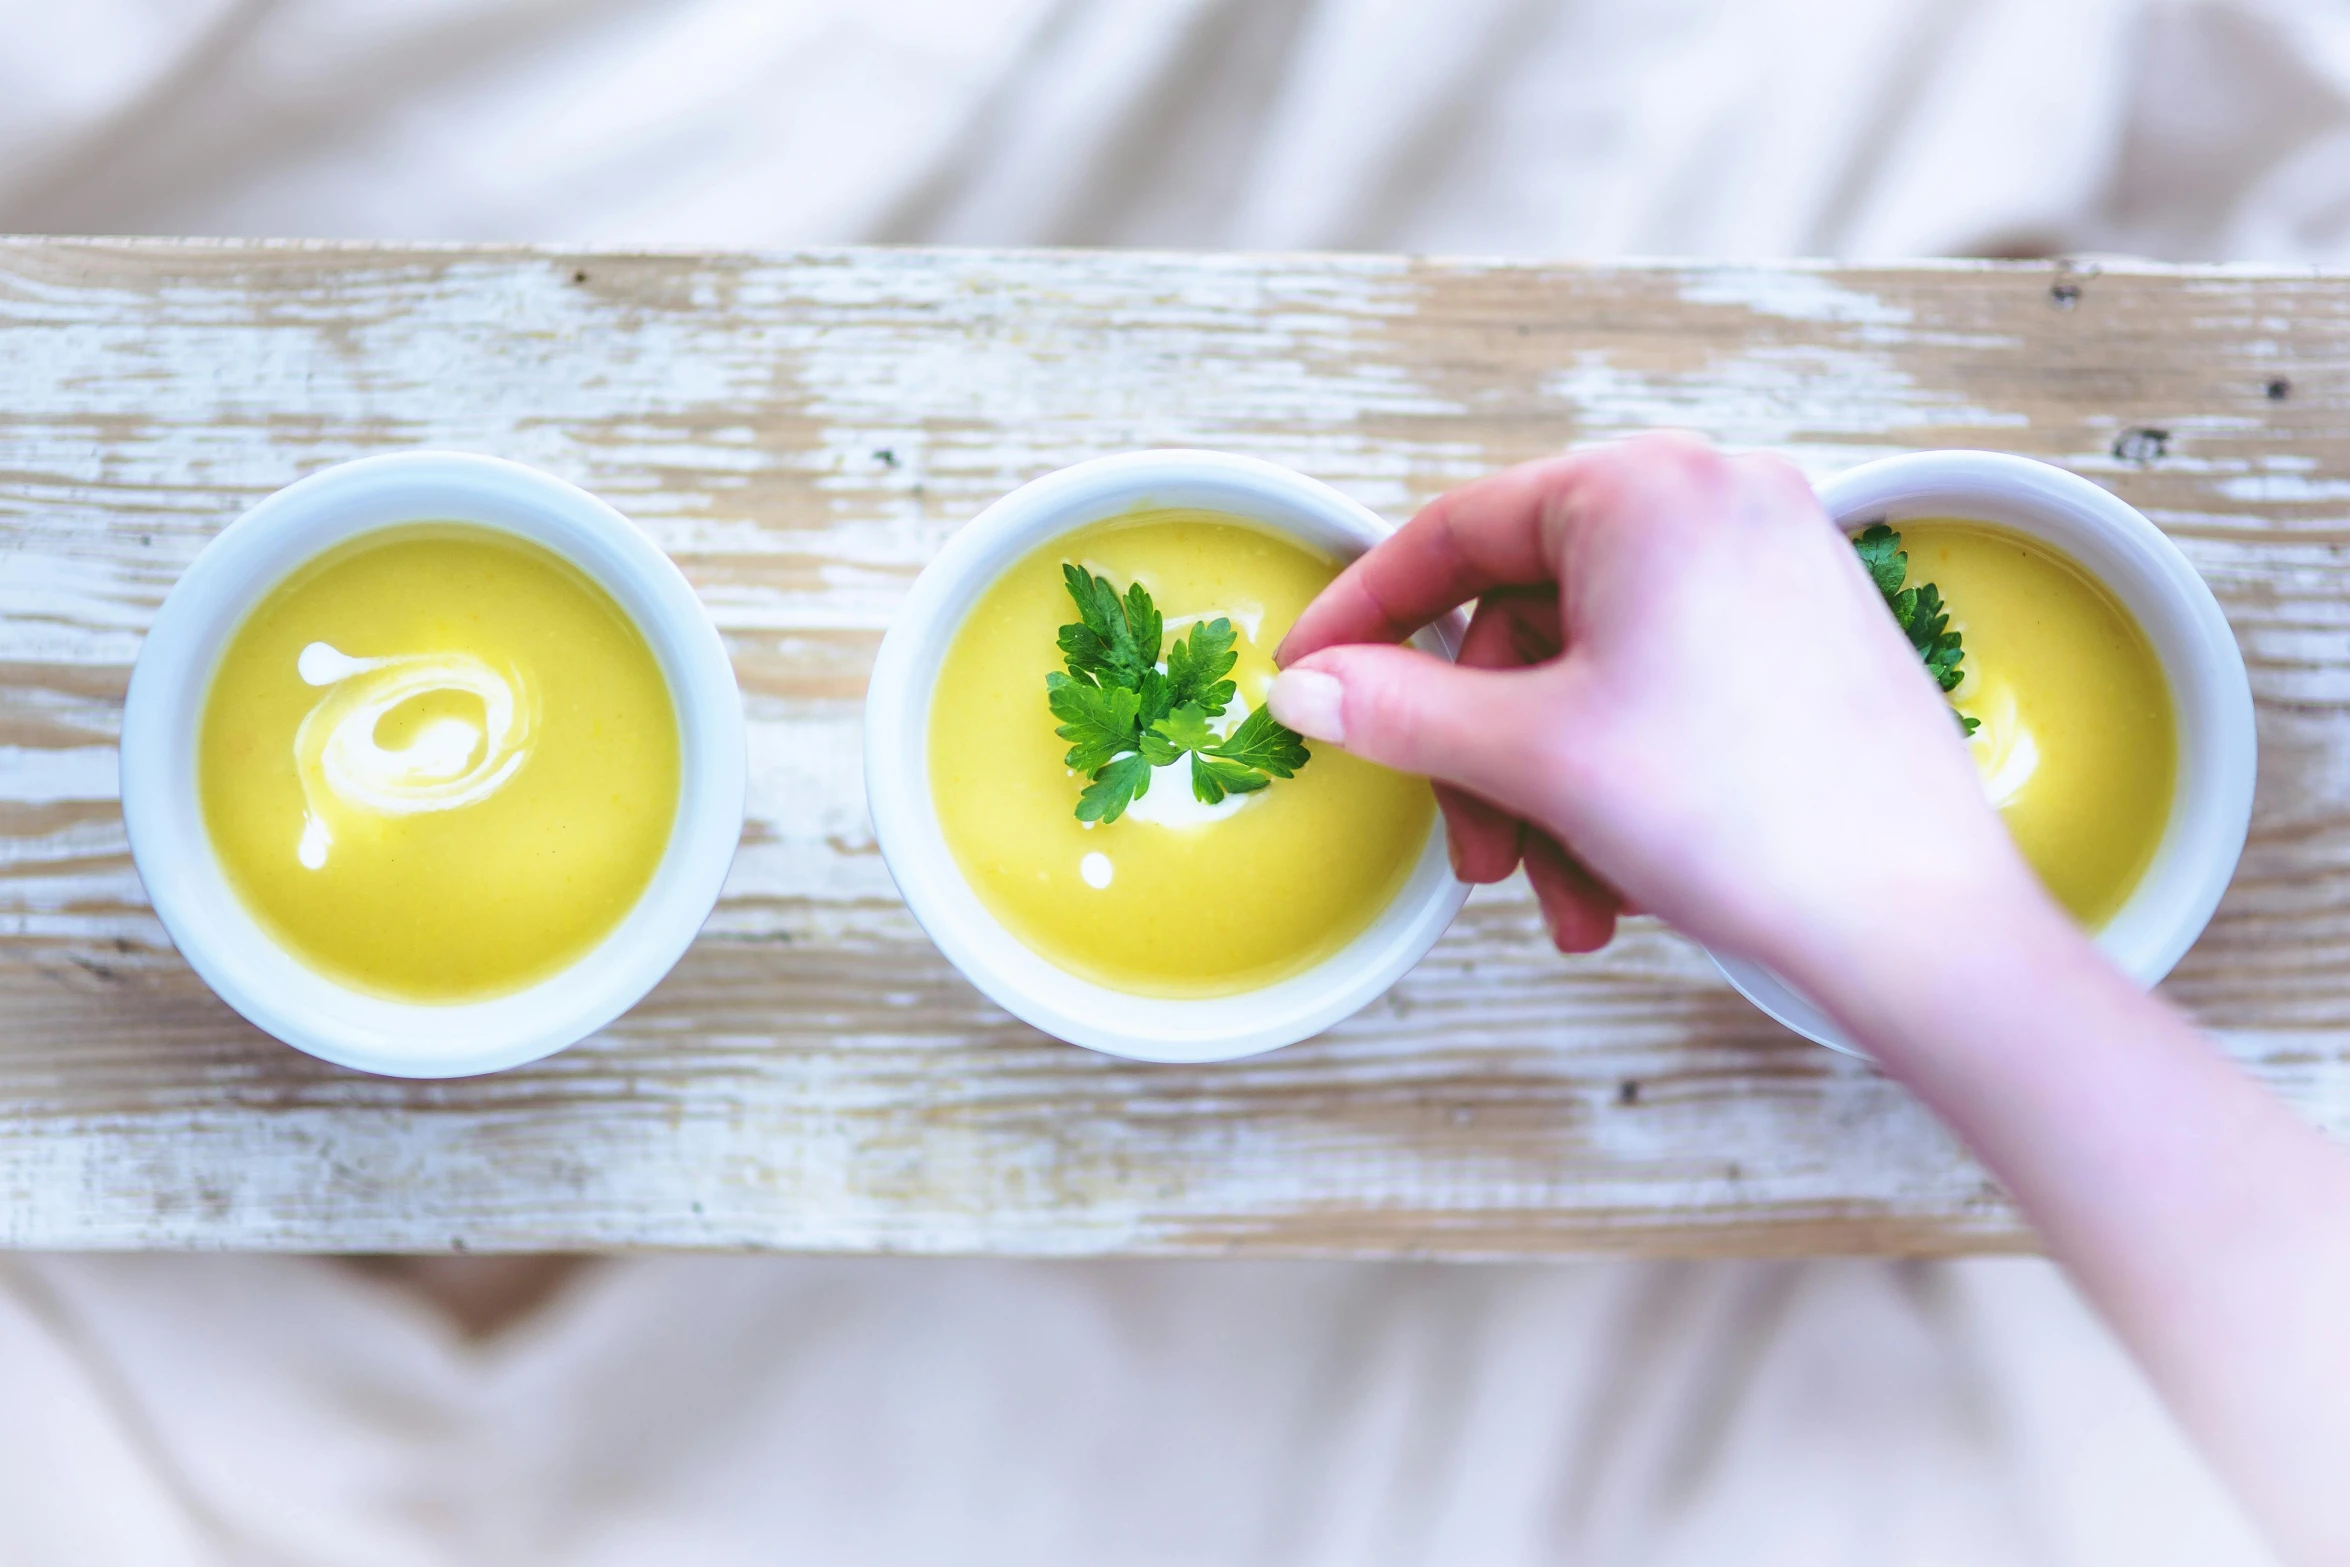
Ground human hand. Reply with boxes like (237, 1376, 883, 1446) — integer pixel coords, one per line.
(1268, 433, 2045, 977)
(1269, 436, 2350, 1563)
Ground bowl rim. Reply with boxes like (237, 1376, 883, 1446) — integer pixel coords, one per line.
(863, 448, 1468, 1064)
(1711, 448, 2258, 1054)
(119, 451, 747, 1079)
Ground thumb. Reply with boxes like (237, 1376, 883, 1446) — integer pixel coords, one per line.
(1267, 645, 1562, 822)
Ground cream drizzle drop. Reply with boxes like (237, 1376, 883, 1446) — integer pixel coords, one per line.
(291, 641, 535, 869)
(1965, 677, 2040, 811)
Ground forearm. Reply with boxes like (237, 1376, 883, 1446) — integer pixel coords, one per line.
(1786, 897, 2350, 1562)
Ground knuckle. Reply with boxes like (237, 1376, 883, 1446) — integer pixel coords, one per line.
(1732, 450, 1821, 512)
(1630, 429, 1731, 482)
(1561, 457, 1627, 523)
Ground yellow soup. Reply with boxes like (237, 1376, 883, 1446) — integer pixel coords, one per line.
(199, 525, 680, 1000)
(1896, 520, 2177, 927)
(930, 511, 1435, 996)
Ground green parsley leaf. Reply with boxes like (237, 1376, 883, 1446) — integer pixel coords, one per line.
(1056, 563, 1153, 687)
(1851, 524, 1981, 738)
(1164, 618, 1239, 715)
(1076, 753, 1155, 824)
(1150, 702, 1219, 754)
(1123, 580, 1163, 674)
(1191, 751, 1272, 805)
(1901, 583, 1966, 692)
(1136, 724, 1183, 768)
(1852, 522, 1908, 599)
(1045, 567, 1314, 822)
(1047, 672, 1141, 773)
(1132, 667, 1172, 731)
(1204, 704, 1310, 779)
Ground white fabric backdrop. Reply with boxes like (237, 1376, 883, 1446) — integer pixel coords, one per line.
(7, 0, 2348, 1560)
(0, 1254, 2281, 1565)
(6, 0, 2350, 260)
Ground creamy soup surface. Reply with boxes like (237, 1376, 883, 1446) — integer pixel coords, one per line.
(200, 525, 680, 1000)
(1897, 519, 2177, 928)
(929, 511, 1434, 997)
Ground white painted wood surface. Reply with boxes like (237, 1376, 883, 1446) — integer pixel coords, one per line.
(2, 239, 2344, 1255)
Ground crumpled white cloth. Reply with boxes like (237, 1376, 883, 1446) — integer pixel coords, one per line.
(0, 0, 2340, 260)
(4, 0, 2346, 1561)
(0, 1254, 2275, 1565)
(4, 0, 2350, 260)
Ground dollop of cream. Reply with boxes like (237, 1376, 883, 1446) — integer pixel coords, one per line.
(1078, 606, 1276, 834)
(1119, 692, 1261, 830)
(291, 641, 535, 869)
(1965, 677, 2040, 810)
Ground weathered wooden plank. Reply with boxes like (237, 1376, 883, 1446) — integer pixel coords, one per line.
(1, 239, 2344, 1254)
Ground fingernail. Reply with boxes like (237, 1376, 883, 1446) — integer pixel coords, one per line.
(1267, 668, 1345, 743)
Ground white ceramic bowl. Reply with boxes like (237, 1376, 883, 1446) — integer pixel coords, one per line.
(1713, 449, 2258, 1053)
(121, 452, 746, 1079)
(865, 449, 1468, 1063)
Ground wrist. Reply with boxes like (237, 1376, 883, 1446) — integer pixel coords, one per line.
(1766, 865, 2097, 1064)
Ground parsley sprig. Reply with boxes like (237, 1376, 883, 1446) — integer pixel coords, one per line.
(1853, 524, 1981, 737)
(1045, 564, 1311, 824)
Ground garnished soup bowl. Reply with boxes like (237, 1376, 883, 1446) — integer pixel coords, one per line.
(121, 452, 746, 1079)
(865, 450, 1468, 1064)
(1713, 449, 2257, 1054)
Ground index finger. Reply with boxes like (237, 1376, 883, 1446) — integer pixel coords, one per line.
(1277, 452, 1586, 664)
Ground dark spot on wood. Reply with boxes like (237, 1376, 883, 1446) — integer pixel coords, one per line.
(1616, 1079, 1640, 1106)
(571, 269, 589, 284)
(2112, 427, 2169, 464)
(2268, 377, 2292, 401)
(138, 535, 151, 547)
(2050, 281, 2081, 309)
(691, 1200, 704, 1214)
(450, 1236, 469, 1252)
(68, 954, 119, 983)
(873, 448, 898, 468)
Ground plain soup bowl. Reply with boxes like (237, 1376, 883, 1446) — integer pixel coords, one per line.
(1712, 449, 2258, 1054)
(120, 451, 747, 1079)
(864, 449, 1469, 1064)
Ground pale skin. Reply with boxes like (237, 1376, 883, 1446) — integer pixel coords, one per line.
(1267, 433, 2350, 1565)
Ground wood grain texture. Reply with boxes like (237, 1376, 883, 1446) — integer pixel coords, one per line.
(2, 239, 2345, 1256)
